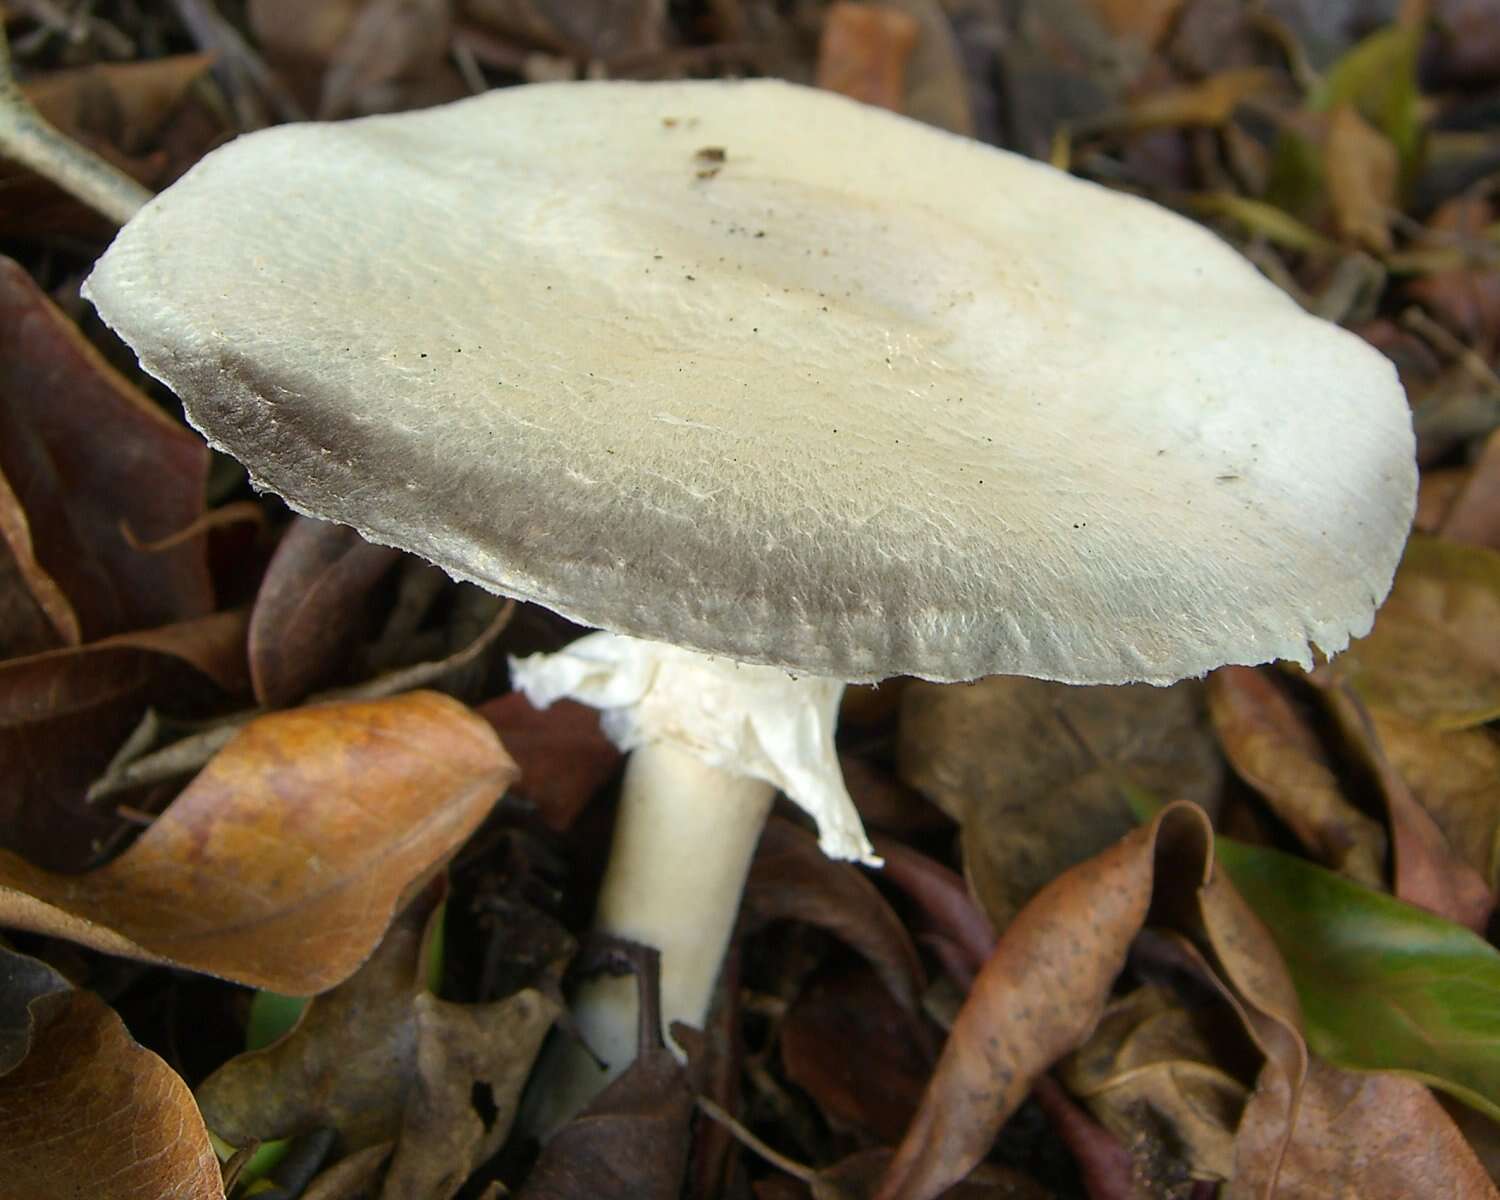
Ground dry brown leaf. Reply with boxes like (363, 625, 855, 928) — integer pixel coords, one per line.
(197, 884, 444, 1150)
(1370, 706, 1500, 891)
(476, 691, 622, 832)
(304, 1143, 394, 1200)
(875, 803, 1306, 1200)
(0, 608, 249, 871)
(0, 947, 224, 1200)
(1331, 534, 1500, 729)
(0, 466, 77, 656)
(1407, 195, 1500, 351)
(1442, 428, 1500, 551)
(381, 988, 561, 1199)
(743, 817, 926, 1014)
(319, 0, 456, 119)
(899, 676, 1221, 932)
(0, 257, 212, 641)
(0, 692, 515, 993)
(23, 54, 216, 159)
(1207, 666, 1387, 885)
(1320, 683, 1495, 929)
(1060, 984, 1247, 1183)
(780, 963, 933, 1144)
(1418, 465, 1472, 534)
(1257, 1059, 1496, 1198)
(1124, 68, 1274, 130)
(460, 0, 667, 61)
(1088, 0, 1186, 46)
(1325, 103, 1398, 252)
(879, 0, 974, 134)
(816, 3, 921, 113)
(249, 515, 403, 708)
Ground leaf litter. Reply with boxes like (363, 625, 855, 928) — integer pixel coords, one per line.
(5, 0, 1500, 1196)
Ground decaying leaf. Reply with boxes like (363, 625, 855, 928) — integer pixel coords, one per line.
(1331, 534, 1500, 729)
(1207, 666, 1387, 885)
(0, 692, 515, 993)
(1060, 984, 1247, 1183)
(1441, 428, 1500, 550)
(0, 256, 212, 641)
(0, 946, 225, 1200)
(381, 988, 561, 1198)
(0, 467, 77, 656)
(899, 676, 1220, 932)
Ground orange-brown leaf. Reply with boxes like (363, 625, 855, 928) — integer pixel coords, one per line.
(0, 692, 516, 994)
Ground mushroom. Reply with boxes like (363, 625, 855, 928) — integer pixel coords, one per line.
(82, 79, 1416, 1126)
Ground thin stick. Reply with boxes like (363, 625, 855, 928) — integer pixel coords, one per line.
(0, 22, 151, 224)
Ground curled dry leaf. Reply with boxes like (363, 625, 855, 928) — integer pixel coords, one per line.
(875, 802, 1307, 1200)
(1207, 666, 1386, 886)
(899, 676, 1220, 931)
(0, 691, 515, 993)
(0, 257, 212, 641)
(0, 946, 224, 1200)
(1331, 534, 1500, 729)
(0, 608, 249, 872)
(249, 515, 403, 708)
(743, 816, 926, 1014)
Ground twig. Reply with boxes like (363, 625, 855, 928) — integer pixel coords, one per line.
(0, 21, 151, 224)
(694, 1095, 821, 1186)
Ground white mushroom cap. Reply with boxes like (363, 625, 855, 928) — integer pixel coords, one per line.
(82, 79, 1416, 685)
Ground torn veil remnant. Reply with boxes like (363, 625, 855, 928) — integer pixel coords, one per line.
(82, 79, 1417, 1128)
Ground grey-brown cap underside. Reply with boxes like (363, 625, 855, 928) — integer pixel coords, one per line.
(84, 79, 1417, 685)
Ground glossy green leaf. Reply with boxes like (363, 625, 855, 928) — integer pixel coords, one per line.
(1217, 837, 1500, 1122)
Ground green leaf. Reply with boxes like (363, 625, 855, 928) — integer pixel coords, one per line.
(1217, 837, 1500, 1121)
(245, 991, 309, 1053)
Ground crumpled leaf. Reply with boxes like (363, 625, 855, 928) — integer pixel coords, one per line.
(899, 676, 1221, 931)
(0, 945, 224, 1199)
(1219, 835, 1500, 1122)
(1331, 534, 1500, 729)
(0, 608, 249, 871)
(198, 888, 436, 1150)
(1060, 983, 1247, 1183)
(874, 803, 1305, 1200)
(380, 988, 561, 1199)
(0, 257, 212, 641)
(249, 515, 402, 708)
(816, 2, 920, 113)
(1207, 666, 1387, 885)
(743, 817, 926, 1015)
(0, 692, 515, 993)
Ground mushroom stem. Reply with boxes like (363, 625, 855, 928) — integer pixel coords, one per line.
(533, 743, 773, 1130)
